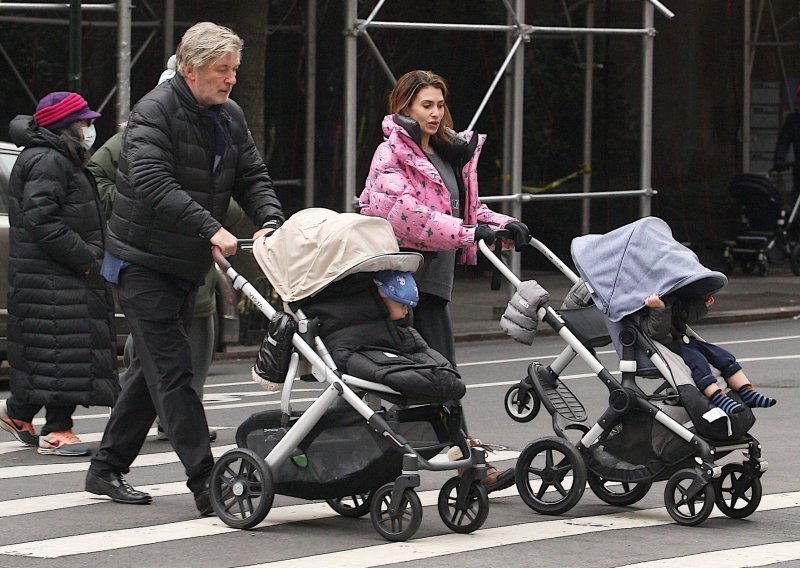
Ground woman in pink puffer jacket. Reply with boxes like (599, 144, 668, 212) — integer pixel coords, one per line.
(359, 70, 530, 367)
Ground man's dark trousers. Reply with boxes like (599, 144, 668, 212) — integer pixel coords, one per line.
(89, 264, 213, 495)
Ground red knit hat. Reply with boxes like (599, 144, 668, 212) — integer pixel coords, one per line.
(34, 92, 101, 131)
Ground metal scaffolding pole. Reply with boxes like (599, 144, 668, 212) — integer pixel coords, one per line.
(581, 0, 595, 234)
(68, 0, 81, 90)
(743, 0, 752, 174)
(509, 0, 525, 279)
(116, 0, 131, 125)
(344, 0, 358, 212)
(304, 0, 317, 208)
(640, 2, 654, 217)
(163, 0, 174, 64)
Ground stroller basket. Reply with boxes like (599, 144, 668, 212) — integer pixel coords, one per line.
(236, 404, 448, 500)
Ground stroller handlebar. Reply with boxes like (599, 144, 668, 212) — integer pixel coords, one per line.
(211, 239, 256, 270)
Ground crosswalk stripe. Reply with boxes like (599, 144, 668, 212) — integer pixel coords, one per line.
(236, 492, 800, 568)
(613, 541, 800, 568)
(0, 426, 235, 457)
(0, 482, 189, 517)
(1, 484, 797, 560)
(0, 428, 157, 457)
(0, 444, 236, 479)
(0, 451, 521, 516)
(0, 446, 517, 481)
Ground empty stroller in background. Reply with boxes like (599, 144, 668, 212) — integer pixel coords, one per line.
(489, 217, 767, 526)
(721, 172, 800, 276)
(209, 208, 492, 542)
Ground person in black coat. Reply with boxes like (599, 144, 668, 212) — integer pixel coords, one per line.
(86, 22, 285, 515)
(1, 92, 117, 457)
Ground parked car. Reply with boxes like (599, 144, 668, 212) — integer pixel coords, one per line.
(0, 141, 239, 364)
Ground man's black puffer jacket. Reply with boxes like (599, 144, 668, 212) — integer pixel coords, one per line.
(297, 274, 466, 403)
(6, 116, 118, 407)
(107, 75, 284, 281)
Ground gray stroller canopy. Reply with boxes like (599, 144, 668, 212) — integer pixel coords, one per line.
(571, 217, 727, 322)
(253, 208, 423, 302)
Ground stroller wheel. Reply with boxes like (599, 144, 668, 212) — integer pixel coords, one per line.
(586, 471, 651, 506)
(740, 258, 756, 274)
(515, 437, 586, 515)
(664, 468, 715, 526)
(504, 383, 540, 423)
(722, 255, 734, 275)
(210, 448, 274, 529)
(790, 244, 800, 276)
(326, 491, 373, 518)
(370, 482, 422, 542)
(713, 463, 762, 519)
(437, 476, 490, 534)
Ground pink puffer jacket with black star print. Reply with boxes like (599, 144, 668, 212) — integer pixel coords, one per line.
(359, 114, 516, 266)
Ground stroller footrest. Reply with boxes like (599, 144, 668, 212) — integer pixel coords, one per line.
(528, 363, 587, 422)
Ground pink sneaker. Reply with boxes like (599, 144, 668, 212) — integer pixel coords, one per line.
(0, 399, 38, 447)
(38, 430, 89, 456)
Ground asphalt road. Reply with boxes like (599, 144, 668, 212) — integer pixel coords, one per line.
(0, 318, 798, 567)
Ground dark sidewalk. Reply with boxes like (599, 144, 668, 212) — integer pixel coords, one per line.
(449, 264, 800, 342)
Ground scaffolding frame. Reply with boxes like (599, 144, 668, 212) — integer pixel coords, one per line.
(741, 0, 800, 174)
(344, 0, 674, 277)
(0, 0, 311, 196)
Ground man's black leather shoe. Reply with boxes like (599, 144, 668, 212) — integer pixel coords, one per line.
(85, 470, 152, 505)
(194, 483, 213, 516)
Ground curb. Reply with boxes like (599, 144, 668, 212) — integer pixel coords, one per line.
(213, 306, 800, 362)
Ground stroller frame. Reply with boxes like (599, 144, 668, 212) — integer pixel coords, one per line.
(481, 237, 768, 526)
(722, 171, 800, 276)
(210, 244, 491, 542)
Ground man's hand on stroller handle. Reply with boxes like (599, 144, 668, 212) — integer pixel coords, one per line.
(210, 227, 238, 257)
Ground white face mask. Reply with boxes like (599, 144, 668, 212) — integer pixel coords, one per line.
(81, 123, 96, 150)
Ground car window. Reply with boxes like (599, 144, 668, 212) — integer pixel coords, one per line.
(0, 151, 17, 214)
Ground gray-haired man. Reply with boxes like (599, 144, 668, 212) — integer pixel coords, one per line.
(86, 22, 283, 515)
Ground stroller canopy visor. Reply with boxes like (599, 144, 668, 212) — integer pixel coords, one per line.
(253, 208, 423, 302)
(571, 217, 727, 322)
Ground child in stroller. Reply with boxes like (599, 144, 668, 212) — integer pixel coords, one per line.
(293, 267, 514, 492)
(487, 217, 768, 527)
(210, 208, 502, 541)
(639, 292, 777, 415)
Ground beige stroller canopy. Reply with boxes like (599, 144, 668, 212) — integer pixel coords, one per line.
(253, 208, 423, 302)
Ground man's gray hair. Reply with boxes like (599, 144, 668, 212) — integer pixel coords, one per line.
(175, 22, 243, 75)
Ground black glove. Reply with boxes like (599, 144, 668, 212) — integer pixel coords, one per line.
(774, 160, 788, 173)
(474, 224, 496, 245)
(504, 221, 531, 251)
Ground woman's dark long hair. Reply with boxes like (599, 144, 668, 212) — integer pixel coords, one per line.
(388, 70, 455, 145)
